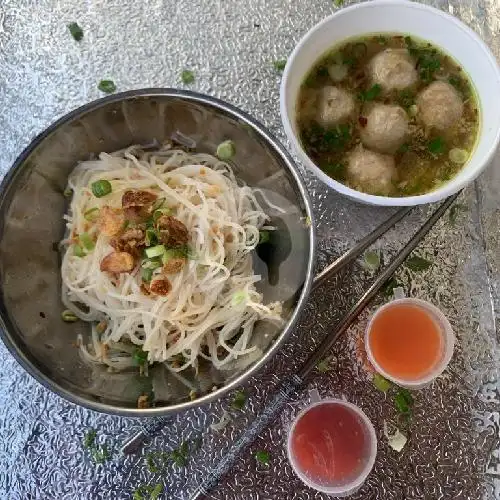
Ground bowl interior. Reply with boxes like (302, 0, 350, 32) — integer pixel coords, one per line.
(281, 0, 500, 206)
(0, 90, 313, 415)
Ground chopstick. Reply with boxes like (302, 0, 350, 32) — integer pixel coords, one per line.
(120, 206, 411, 455)
(187, 192, 459, 499)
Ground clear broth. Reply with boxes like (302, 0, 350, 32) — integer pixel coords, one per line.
(297, 33, 480, 197)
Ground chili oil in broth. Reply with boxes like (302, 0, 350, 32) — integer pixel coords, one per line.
(297, 34, 480, 197)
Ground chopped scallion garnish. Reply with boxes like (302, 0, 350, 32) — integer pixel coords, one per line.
(62, 309, 79, 322)
(84, 207, 100, 222)
(145, 228, 158, 247)
(97, 79, 116, 94)
(141, 267, 153, 282)
(145, 244, 166, 258)
(394, 388, 414, 414)
(231, 290, 248, 306)
(91, 179, 112, 197)
(133, 347, 148, 366)
(68, 22, 84, 42)
(181, 69, 195, 84)
(428, 137, 445, 155)
(153, 207, 172, 222)
(373, 373, 392, 392)
(405, 254, 432, 272)
(255, 450, 270, 464)
(63, 187, 73, 198)
(273, 59, 287, 71)
(216, 140, 236, 160)
(79, 232, 95, 251)
(232, 389, 247, 410)
(259, 230, 270, 244)
(73, 244, 85, 257)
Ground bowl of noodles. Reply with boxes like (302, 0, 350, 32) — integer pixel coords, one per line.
(0, 89, 314, 416)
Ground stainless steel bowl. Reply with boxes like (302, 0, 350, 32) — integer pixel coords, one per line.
(0, 89, 315, 416)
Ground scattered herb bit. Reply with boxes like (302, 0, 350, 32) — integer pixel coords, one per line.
(302, 123, 351, 153)
(428, 137, 445, 155)
(398, 89, 415, 110)
(142, 267, 153, 282)
(362, 250, 381, 272)
(359, 84, 382, 102)
(92, 444, 111, 464)
(259, 230, 270, 244)
(133, 483, 163, 500)
(63, 187, 73, 198)
(145, 228, 158, 247)
(232, 389, 247, 410)
(255, 450, 270, 464)
(145, 244, 166, 259)
(82, 428, 112, 464)
(394, 388, 414, 414)
(231, 290, 248, 306)
(145, 452, 163, 473)
(73, 244, 85, 257)
(91, 179, 112, 197)
(84, 207, 100, 222)
(133, 347, 148, 366)
(323, 162, 346, 181)
(216, 140, 236, 160)
(373, 373, 392, 392)
(304, 216, 312, 227)
(170, 441, 189, 467)
(97, 79, 116, 94)
(79, 232, 95, 251)
(68, 22, 84, 42)
(382, 277, 402, 297)
(181, 69, 195, 84)
(83, 428, 97, 448)
(333, 0, 344, 6)
(416, 49, 441, 82)
(405, 254, 432, 272)
(449, 203, 468, 225)
(273, 59, 287, 71)
(61, 309, 78, 322)
(316, 356, 334, 373)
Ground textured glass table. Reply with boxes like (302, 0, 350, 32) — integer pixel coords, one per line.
(0, 1, 499, 498)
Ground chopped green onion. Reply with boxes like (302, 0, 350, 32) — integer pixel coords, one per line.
(142, 267, 153, 282)
(92, 444, 111, 463)
(133, 347, 148, 366)
(232, 389, 247, 410)
(97, 79, 116, 94)
(181, 69, 195, 84)
(91, 179, 112, 197)
(362, 250, 380, 272)
(79, 232, 95, 251)
(259, 230, 270, 244)
(359, 84, 382, 102)
(153, 207, 172, 222)
(133, 483, 163, 500)
(428, 137, 445, 155)
(255, 450, 270, 464)
(84, 207, 100, 222)
(448, 148, 469, 164)
(68, 22, 84, 42)
(141, 258, 162, 270)
(161, 248, 185, 264)
(373, 373, 392, 392)
(316, 356, 334, 373)
(231, 290, 248, 306)
(170, 441, 189, 466)
(145, 244, 166, 258)
(145, 228, 158, 247)
(333, 0, 344, 6)
(216, 140, 236, 160)
(62, 310, 78, 322)
(394, 388, 414, 414)
(73, 244, 85, 257)
(273, 59, 287, 71)
(405, 255, 432, 272)
(63, 187, 73, 198)
(83, 428, 97, 448)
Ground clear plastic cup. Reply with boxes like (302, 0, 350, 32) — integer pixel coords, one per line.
(365, 298, 455, 389)
(286, 390, 377, 497)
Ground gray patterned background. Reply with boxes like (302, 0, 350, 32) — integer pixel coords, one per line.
(0, 0, 499, 499)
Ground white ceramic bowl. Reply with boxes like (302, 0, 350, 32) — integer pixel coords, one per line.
(280, 0, 500, 206)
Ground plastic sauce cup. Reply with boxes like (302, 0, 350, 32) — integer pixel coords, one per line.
(287, 391, 377, 497)
(365, 298, 455, 389)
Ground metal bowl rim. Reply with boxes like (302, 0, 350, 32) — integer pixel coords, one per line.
(0, 88, 316, 417)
